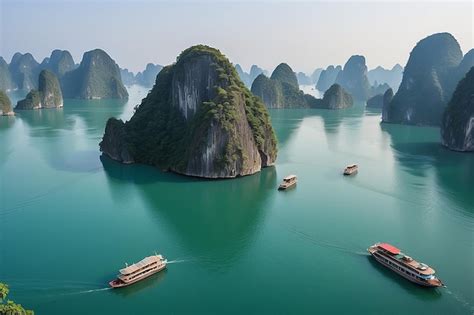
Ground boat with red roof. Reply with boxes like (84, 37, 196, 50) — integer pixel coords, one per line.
(368, 243, 444, 287)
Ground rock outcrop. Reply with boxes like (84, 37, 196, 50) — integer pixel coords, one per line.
(316, 84, 353, 109)
(441, 67, 474, 152)
(120, 68, 136, 86)
(381, 88, 394, 120)
(9, 53, 39, 91)
(136, 63, 163, 87)
(100, 45, 277, 178)
(62, 49, 128, 99)
(16, 89, 42, 110)
(316, 65, 341, 92)
(383, 33, 467, 126)
(368, 64, 403, 91)
(335, 55, 371, 101)
(41, 50, 76, 78)
(38, 70, 63, 108)
(16, 70, 63, 109)
(0, 90, 14, 115)
(251, 63, 313, 108)
(271, 63, 298, 89)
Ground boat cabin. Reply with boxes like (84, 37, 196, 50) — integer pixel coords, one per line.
(278, 175, 297, 190)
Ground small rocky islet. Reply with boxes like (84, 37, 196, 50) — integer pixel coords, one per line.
(16, 69, 63, 110)
(100, 45, 278, 179)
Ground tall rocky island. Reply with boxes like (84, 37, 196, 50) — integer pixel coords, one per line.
(100, 45, 277, 178)
(335, 55, 371, 101)
(62, 49, 128, 99)
(16, 70, 63, 109)
(383, 33, 473, 126)
(441, 67, 474, 152)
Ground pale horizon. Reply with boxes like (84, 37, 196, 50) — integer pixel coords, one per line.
(1, 0, 472, 75)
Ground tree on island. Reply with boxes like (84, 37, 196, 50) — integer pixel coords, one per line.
(0, 283, 34, 315)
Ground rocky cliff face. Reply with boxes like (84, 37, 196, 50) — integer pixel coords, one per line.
(9, 53, 39, 91)
(251, 74, 283, 108)
(317, 84, 353, 109)
(16, 70, 63, 109)
(335, 55, 371, 101)
(38, 70, 63, 108)
(100, 45, 277, 178)
(0, 90, 14, 115)
(0, 57, 15, 91)
(441, 67, 474, 152)
(62, 49, 128, 99)
(316, 65, 341, 92)
(43, 50, 76, 77)
(381, 88, 394, 120)
(383, 33, 466, 126)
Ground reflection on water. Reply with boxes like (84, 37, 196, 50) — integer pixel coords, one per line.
(112, 270, 167, 298)
(367, 256, 443, 300)
(102, 155, 277, 268)
(381, 123, 474, 213)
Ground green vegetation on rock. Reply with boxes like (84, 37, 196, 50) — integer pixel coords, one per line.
(16, 70, 63, 110)
(441, 67, 474, 151)
(16, 89, 41, 110)
(270, 63, 299, 89)
(0, 283, 34, 315)
(38, 70, 63, 108)
(317, 84, 353, 109)
(251, 63, 313, 108)
(384, 32, 469, 126)
(100, 45, 277, 178)
(62, 49, 128, 99)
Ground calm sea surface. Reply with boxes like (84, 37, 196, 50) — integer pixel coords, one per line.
(1, 86, 473, 314)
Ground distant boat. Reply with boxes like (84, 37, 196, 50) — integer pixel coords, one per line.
(109, 254, 167, 288)
(278, 175, 297, 190)
(368, 243, 444, 287)
(343, 164, 358, 175)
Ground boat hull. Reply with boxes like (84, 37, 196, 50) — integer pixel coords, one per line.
(109, 263, 167, 288)
(369, 251, 442, 287)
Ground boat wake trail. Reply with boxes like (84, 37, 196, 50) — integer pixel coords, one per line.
(444, 288, 474, 313)
(290, 228, 368, 256)
(166, 259, 189, 264)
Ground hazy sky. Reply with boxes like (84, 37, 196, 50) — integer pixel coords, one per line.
(1, 0, 472, 74)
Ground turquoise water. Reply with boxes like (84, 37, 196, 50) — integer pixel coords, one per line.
(1, 86, 473, 314)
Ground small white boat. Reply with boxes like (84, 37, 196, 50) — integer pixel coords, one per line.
(343, 164, 358, 176)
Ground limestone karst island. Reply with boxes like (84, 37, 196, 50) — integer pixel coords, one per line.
(0, 1, 473, 314)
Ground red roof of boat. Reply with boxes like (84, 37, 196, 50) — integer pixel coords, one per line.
(378, 243, 400, 255)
